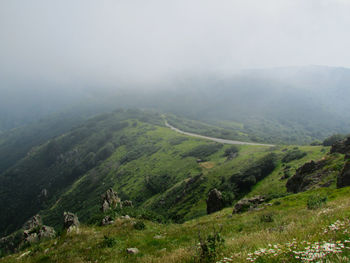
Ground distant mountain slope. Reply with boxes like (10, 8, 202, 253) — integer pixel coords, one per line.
(0, 109, 326, 237)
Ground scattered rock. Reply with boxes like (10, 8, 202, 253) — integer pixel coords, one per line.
(121, 215, 131, 220)
(0, 215, 55, 255)
(22, 215, 55, 244)
(122, 200, 133, 207)
(233, 195, 265, 214)
(126, 248, 139, 254)
(23, 214, 42, 230)
(63, 212, 80, 233)
(101, 216, 114, 226)
(337, 161, 350, 188)
(206, 188, 224, 214)
(153, 235, 163, 239)
(101, 188, 122, 212)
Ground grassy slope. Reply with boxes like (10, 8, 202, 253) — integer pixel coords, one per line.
(2, 186, 350, 262)
(2, 111, 345, 262)
(42, 120, 327, 229)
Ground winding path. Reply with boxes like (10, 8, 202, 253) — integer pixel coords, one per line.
(164, 120, 275, 147)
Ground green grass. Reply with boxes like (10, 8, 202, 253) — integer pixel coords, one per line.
(3, 187, 350, 263)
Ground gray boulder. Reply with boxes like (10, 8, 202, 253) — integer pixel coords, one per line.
(206, 189, 224, 214)
(233, 195, 265, 213)
(126, 248, 139, 254)
(63, 212, 79, 233)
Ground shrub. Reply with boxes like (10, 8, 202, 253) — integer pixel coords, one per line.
(307, 194, 327, 210)
(182, 143, 223, 160)
(282, 149, 307, 163)
(197, 227, 225, 262)
(260, 212, 274, 223)
(102, 235, 117, 248)
(223, 146, 239, 157)
(145, 173, 175, 194)
(133, 221, 146, 230)
(273, 200, 281, 206)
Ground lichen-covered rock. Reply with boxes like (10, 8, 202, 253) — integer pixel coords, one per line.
(63, 212, 79, 233)
(337, 161, 350, 188)
(206, 188, 224, 214)
(101, 188, 121, 212)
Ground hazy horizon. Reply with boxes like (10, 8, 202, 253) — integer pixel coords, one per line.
(1, 0, 350, 90)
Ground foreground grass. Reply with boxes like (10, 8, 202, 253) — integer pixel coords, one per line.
(2, 186, 350, 263)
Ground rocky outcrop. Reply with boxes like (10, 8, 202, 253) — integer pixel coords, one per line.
(0, 215, 55, 255)
(22, 215, 55, 243)
(233, 195, 265, 213)
(206, 189, 224, 214)
(22, 214, 42, 230)
(63, 212, 79, 233)
(331, 137, 350, 154)
(101, 188, 121, 212)
(23, 225, 55, 244)
(286, 160, 326, 193)
(337, 161, 350, 188)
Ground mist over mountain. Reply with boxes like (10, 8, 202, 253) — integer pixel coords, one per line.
(2, 65, 350, 144)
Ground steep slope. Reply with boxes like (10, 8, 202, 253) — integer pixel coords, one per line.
(0, 109, 326, 237)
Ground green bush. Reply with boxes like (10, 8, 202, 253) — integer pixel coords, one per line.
(197, 227, 225, 262)
(223, 146, 239, 157)
(282, 149, 307, 163)
(102, 235, 117, 248)
(307, 194, 327, 210)
(133, 221, 146, 230)
(182, 143, 223, 160)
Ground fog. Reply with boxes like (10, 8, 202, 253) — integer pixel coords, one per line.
(1, 0, 350, 90)
(1, 0, 350, 132)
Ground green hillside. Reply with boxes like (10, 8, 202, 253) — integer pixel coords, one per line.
(0, 109, 326, 235)
(2, 109, 350, 263)
(1, 138, 349, 262)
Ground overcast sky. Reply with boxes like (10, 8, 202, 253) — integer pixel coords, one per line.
(1, 0, 350, 88)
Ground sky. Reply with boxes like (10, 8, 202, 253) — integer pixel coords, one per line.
(1, 0, 350, 88)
